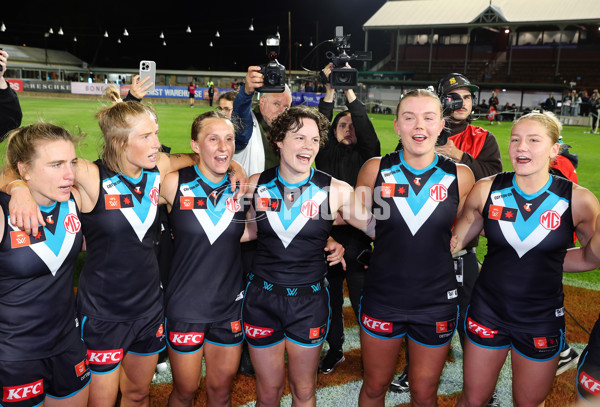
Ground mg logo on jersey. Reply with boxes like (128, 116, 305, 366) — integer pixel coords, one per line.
(540, 210, 561, 231)
(149, 187, 160, 206)
(362, 314, 392, 333)
(580, 372, 600, 395)
(244, 323, 274, 339)
(63, 213, 81, 234)
(226, 197, 241, 213)
(169, 331, 204, 345)
(87, 348, 123, 365)
(429, 184, 448, 202)
(467, 318, 498, 338)
(300, 200, 319, 218)
(3, 379, 43, 402)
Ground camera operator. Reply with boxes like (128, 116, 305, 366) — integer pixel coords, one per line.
(315, 63, 380, 375)
(0, 49, 22, 142)
(231, 65, 292, 176)
(390, 73, 503, 402)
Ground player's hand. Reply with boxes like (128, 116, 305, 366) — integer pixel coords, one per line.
(325, 238, 346, 270)
(9, 187, 46, 236)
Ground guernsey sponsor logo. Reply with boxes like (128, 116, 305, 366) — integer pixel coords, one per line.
(580, 371, 600, 395)
(87, 348, 123, 365)
(169, 331, 204, 345)
(244, 323, 274, 339)
(63, 213, 81, 234)
(467, 317, 498, 339)
(540, 210, 561, 231)
(362, 314, 393, 333)
(3, 379, 43, 402)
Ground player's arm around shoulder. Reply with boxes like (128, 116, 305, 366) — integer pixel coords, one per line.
(456, 163, 475, 217)
(355, 156, 382, 211)
(452, 175, 494, 254)
(156, 151, 195, 180)
(572, 184, 600, 250)
(159, 171, 180, 210)
(73, 158, 100, 213)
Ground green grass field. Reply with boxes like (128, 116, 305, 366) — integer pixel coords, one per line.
(14, 95, 600, 284)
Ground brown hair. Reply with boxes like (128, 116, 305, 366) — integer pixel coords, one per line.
(190, 111, 237, 141)
(217, 91, 237, 103)
(5, 121, 74, 177)
(267, 105, 329, 156)
(95, 101, 158, 173)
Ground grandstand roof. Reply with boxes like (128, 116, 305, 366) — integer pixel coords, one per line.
(364, 0, 600, 30)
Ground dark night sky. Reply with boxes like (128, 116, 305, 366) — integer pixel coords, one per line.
(1, 1, 388, 72)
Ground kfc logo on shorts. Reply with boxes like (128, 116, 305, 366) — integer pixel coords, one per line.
(540, 210, 561, 231)
(533, 336, 558, 349)
(244, 323, 274, 339)
(2, 379, 43, 402)
(156, 323, 164, 337)
(63, 213, 81, 234)
(429, 184, 448, 202)
(467, 317, 498, 338)
(580, 371, 600, 395)
(362, 314, 393, 333)
(169, 331, 204, 345)
(87, 348, 124, 365)
(149, 187, 160, 206)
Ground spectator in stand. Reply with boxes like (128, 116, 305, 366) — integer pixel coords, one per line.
(217, 91, 237, 119)
(488, 91, 500, 124)
(587, 91, 600, 134)
(572, 90, 582, 117)
(563, 92, 573, 116)
(315, 63, 381, 375)
(188, 81, 196, 108)
(542, 92, 557, 113)
(500, 102, 512, 121)
(305, 81, 315, 93)
(0, 49, 22, 142)
(581, 90, 591, 116)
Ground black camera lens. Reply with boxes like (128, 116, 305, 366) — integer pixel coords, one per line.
(266, 71, 280, 86)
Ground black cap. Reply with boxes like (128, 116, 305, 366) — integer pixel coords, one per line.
(438, 73, 479, 96)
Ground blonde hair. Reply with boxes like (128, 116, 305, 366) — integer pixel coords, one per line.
(104, 84, 122, 103)
(5, 122, 74, 177)
(95, 101, 158, 173)
(514, 111, 561, 144)
(396, 89, 443, 117)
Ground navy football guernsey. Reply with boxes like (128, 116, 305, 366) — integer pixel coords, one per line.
(77, 161, 162, 321)
(252, 167, 333, 286)
(0, 193, 83, 361)
(362, 151, 459, 312)
(472, 172, 574, 327)
(165, 166, 248, 322)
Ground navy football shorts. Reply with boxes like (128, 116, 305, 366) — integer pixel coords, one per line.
(242, 281, 330, 348)
(464, 304, 564, 361)
(359, 297, 458, 347)
(79, 308, 166, 374)
(166, 310, 244, 353)
(0, 335, 90, 406)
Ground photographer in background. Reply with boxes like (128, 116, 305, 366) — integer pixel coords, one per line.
(390, 73, 503, 404)
(315, 63, 380, 375)
(231, 65, 291, 176)
(0, 49, 22, 142)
